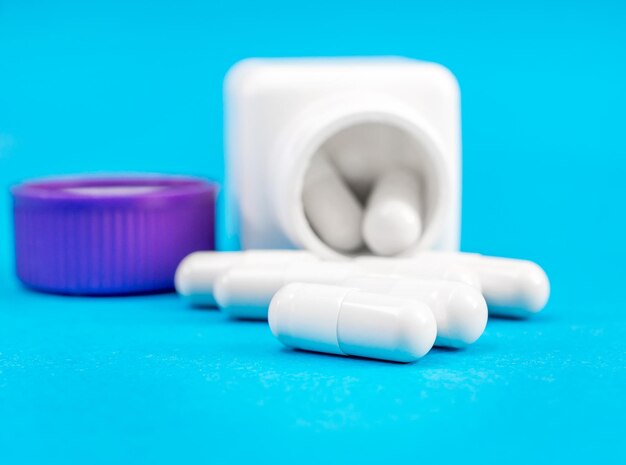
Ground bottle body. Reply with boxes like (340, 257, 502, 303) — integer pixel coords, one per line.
(225, 58, 461, 258)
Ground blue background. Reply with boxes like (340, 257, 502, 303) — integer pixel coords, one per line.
(1, 1, 625, 463)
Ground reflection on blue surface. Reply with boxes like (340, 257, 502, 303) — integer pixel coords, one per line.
(0, 0, 625, 463)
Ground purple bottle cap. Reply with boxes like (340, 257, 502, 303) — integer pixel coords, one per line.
(12, 175, 217, 295)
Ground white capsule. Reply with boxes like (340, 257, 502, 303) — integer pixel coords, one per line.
(214, 260, 483, 320)
(341, 276, 487, 348)
(269, 283, 437, 362)
(174, 250, 318, 306)
(355, 256, 482, 290)
(363, 169, 423, 256)
(413, 251, 550, 317)
(214, 261, 364, 319)
(303, 152, 364, 252)
(326, 123, 404, 200)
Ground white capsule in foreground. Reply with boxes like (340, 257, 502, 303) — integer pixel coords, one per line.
(416, 251, 550, 317)
(341, 276, 487, 348)
(363, 169, 423, 256)
(174, 250, 318, 306)
(269, 283, 437, 362)
(355, 256, 482, 290)
(303, 153, 364, 252)
(214, 262, 364, 319)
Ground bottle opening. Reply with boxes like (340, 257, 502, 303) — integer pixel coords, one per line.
(291, 115, 449, 259)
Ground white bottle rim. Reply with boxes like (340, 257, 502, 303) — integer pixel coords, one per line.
(270, 92, 452, 259)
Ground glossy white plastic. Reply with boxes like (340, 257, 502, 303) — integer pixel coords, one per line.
(174, 250, 317, 306)
(362, 169, 423, 256)
(268, 283, 437, 362)
(410, 251, 550, 316)
(341, 276, 487, 347)
(213, 262, 363, 319)
(213, 260, 483, 319)
(355, 256, 482, 290)
(225, 58, 461, 258)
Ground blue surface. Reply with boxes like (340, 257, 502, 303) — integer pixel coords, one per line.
(1, 1, 625, 463)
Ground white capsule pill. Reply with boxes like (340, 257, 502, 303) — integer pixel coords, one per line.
(355, 256, 482, 290)
(214, 261, 364, 319)
(341, 276, 487, 348)
(174, 250, 318, 306)
(363, 169, 423, 256)
(413, 251, 550, 317)
(269, 283, 437, 362)
(214, 260, 483, 320)
(303, 152, 364, 253)
(326, 123, 404, 200)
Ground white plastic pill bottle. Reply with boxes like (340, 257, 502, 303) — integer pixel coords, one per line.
(224, 57, 461, 259)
